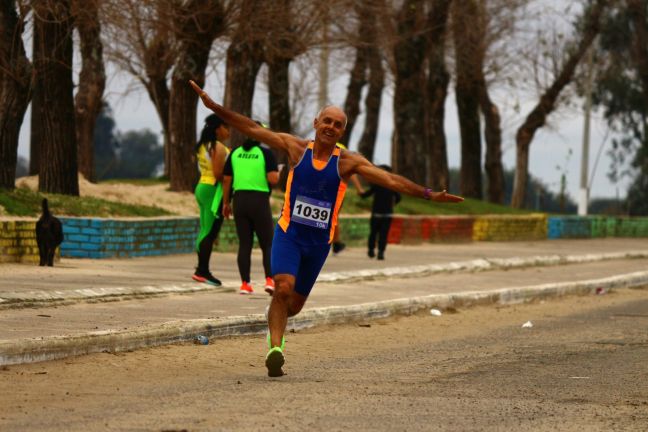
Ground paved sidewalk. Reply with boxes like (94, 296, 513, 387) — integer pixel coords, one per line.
(2, 238, 647, 296)
(1, 238, 647, 365)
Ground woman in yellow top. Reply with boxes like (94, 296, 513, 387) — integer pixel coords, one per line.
(193, 114, 230, 286)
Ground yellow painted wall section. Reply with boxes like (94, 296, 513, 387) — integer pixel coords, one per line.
(0, 219, 52, 264)
(472, 214, 547, 241)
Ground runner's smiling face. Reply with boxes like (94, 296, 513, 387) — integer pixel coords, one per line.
(314, 107, 346, 147)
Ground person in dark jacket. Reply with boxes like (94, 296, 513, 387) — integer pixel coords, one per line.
(360, 165, 401, 260)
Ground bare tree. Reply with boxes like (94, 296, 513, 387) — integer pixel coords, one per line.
(266, 0, 309, 136)
(73, 0, 105, 182)
(168, 0, 226, 191)
(102, 0, 177, 177)
(356, 35, 385, 162)
(341, 49, 367, 147)
(222, 0, 268, 150)
(475, 0, 504, 204)
(30, 25, 42, 176)
(392, 0, 428, 184)
(424, 0, 452, 191)
(33, 0, 79, 195)
(337, 0, 386, 163)
(453, 0, 529, 202)
(340, 2, 370, 147)
(511, 0, 608, 208)
(452, 0, 483, 199)
(628, 0, 648, 107)
(0, 0, 32, 189)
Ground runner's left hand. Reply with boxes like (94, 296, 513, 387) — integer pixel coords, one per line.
(431, 190, 464, 203)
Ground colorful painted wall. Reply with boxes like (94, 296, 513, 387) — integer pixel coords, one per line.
(1, 214, 648, 262)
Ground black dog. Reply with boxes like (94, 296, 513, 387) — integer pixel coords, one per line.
(36, 198, 64, 266)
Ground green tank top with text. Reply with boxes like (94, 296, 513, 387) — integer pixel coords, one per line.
(231, 145, 269, 193)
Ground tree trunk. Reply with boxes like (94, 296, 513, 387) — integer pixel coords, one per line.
(474, 0, 504, 204)
(392, 0, 428, 184)
(357, 45, 384, 162)
(0, 1, 32, 189)
(223, 0, 268, 151)
(143, 77, 170, 177)
(341, 0, 384, 161)
(223, 38, 264, 149)
(268, 56, 290, 191)
(425, 0, 451, 191)
(266, 0, 294, 139)
(168, 0, 225, 192)
(481, 86, 504, 204)
(73, 0, 105, 183)
(628, 0, 648, 108)
(168, 57, 209, 192)
(142, 8, 174, 179)
(33, 0, 79, 195)
(628, 0, 648, 211)
(268, 57, 292, 134)
(268, 56, 291, 169)
(30, 26, 42, 176)
(340, 46, 368, 146)
(452, 0, 482, 199)
(511, 0, 607, 208)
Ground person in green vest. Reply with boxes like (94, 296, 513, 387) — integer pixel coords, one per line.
(222, 123, 279, 295)
(192, 114, 230, 286)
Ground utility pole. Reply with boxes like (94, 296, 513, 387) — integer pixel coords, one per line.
(579, 46, 594, 216)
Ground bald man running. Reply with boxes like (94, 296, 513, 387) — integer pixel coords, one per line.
(190, 80, 463, 377)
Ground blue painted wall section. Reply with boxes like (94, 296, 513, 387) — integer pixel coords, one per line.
(59, 217, 200, 258)
(547, 216, 648, 239)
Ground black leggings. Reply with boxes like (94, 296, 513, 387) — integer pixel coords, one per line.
(368, 215, 392, 254)
(233, 191, 274, 282)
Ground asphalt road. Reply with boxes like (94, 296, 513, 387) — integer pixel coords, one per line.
(1, 287, 647, 431)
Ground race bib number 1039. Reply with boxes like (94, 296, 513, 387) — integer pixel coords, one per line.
(292, 195, 332, 229)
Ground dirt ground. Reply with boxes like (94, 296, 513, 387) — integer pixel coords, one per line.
(2, 288, 647, 431)
(15, 175, 199, 216)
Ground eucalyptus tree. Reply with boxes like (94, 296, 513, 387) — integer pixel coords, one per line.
(73, 0, 105, 182)
(590, 0, 648, 215)
(0, 0, 31, 189)
(33, 0, 79, 195)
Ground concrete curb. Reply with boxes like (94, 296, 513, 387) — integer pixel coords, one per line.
(0, 283, 236, 309)
(2, 250, 647, 309)
(2, 270, 647, 366)
(317, 250, 648, 282)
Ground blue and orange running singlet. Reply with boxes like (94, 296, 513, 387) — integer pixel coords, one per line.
(278, 142, 347, 245)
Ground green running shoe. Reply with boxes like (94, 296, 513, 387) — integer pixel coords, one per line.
(265, 347, 285, 377)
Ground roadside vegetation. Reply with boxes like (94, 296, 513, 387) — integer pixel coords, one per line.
(0, 180, 531, 218)
(0, 187, 171, 217)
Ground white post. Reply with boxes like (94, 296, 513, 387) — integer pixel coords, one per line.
(578, 47, 594, 216)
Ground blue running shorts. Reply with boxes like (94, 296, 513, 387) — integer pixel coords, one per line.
(271, 225, 331, 297)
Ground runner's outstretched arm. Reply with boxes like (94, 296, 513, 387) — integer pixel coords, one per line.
(343, 152, 464, 203)
(189, 80, 306, 163)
